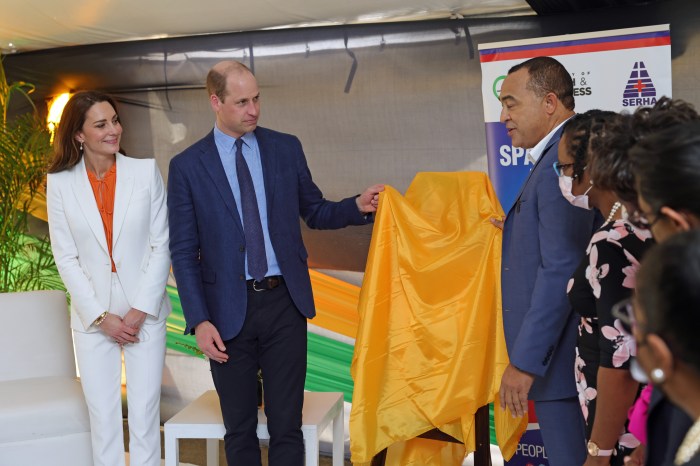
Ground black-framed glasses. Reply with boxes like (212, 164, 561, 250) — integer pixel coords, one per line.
(627, 208, 664, 231)
(552, 161, 574, 177)
(612, 298, 636, 335)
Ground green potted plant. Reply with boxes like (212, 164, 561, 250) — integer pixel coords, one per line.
(0, 58, 61, 292)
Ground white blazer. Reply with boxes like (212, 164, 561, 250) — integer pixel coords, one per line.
(47, 153, 171, 333)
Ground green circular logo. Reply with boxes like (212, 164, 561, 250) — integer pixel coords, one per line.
(493, 75, 506, 100)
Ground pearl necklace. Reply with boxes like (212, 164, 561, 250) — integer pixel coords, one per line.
(606, 201, 622, 224)
(675, 417, 700, 465)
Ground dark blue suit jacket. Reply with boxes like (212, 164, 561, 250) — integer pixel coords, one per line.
(645, 388, 693, 466)
(168, 127, 370, 341)
(501, 126, 597, 401)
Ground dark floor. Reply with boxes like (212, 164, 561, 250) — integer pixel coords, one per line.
(124, 421, 352, 465)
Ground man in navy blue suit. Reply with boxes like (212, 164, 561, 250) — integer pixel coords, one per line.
(497, 57, 596, 465)
(168, 60, 383, 466)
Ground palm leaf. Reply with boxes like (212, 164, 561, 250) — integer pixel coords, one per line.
(0, 58, 56, 293)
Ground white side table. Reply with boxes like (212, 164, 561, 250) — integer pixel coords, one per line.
(164, 390, 344, 466)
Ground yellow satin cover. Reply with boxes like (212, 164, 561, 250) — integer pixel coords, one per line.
(350, 172, 526, 465)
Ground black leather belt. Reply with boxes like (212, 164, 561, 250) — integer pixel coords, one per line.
(246, 276, 283, 292)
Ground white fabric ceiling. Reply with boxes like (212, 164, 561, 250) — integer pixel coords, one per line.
(0, 0, 533, 53)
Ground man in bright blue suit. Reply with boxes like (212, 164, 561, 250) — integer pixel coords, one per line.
(168, 60, 383, 466)
(497, 57, 596, 465)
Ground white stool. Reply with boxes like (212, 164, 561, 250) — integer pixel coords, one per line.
(164, 390, 344, 466)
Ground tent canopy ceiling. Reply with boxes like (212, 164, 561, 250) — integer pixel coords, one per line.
(1, 0, 533, 54)
(0, 0, 669, 54)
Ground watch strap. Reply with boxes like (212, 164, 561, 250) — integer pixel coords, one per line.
(588, 441, 614, 457)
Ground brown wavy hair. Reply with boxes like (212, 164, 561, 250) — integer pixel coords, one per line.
(48, 91, 119, 173)
(631, 121, 700, 218)
(589, 97, 699, 204)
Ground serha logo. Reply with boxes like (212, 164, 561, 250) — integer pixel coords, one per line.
(622, 61, 657, 107)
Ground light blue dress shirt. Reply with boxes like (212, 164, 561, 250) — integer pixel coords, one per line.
(213, 125, 281, 279)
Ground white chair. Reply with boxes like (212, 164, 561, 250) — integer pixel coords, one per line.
(0, 290, 92, 466)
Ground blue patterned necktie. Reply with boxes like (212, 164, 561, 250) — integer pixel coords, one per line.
(235, 137, 268, 281)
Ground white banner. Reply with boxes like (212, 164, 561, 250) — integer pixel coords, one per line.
(479, 24, 672, 211)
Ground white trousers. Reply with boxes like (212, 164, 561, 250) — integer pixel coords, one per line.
(73, 273, 166, 466)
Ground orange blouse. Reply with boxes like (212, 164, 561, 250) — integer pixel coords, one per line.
(87, 164, 117, 272)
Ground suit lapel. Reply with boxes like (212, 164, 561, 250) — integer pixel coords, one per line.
(112, 153, 134, 248)
(507, 126, 564, 216)
(255, 128, 276, 214)
(71, 158, 110, 254)
(198, 133, 244, 235)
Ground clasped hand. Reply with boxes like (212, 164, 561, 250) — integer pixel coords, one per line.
(100, 308, 146, 345)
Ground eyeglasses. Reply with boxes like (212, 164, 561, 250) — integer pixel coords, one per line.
(627, 209, 664, 231)
(552, 162, 574, 177)
(611, 298, 636, 336)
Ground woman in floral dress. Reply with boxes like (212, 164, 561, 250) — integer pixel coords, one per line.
(556, 111, 653, 466)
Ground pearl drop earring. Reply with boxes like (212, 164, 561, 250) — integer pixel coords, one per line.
(80, 142, 83, 152)
(650, 368, 666, 384)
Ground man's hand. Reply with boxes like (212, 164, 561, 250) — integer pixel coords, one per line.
(356, 184, 385, 213)
(122, 308, 147, 332)
(195, 320, 228, 363)
(490, 217, 505, 230)
(499, 363, 535, 418)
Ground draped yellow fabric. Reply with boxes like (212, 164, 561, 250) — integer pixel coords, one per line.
(350, 172, 526, 465)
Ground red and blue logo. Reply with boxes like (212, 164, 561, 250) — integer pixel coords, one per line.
(622, 61, 657, 107)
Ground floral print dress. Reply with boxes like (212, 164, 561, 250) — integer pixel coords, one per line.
(567, 218, 653, 465)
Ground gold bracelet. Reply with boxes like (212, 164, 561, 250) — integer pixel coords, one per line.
(93, 311, 108, 327)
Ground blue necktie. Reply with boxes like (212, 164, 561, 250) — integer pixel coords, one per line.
(235, 137, 268, 281)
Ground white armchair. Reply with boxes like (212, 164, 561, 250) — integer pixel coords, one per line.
(0, 290, 92, 466)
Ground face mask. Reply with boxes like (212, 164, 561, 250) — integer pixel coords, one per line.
(630, 358, 649, 384)
(559, 175, 593, 210)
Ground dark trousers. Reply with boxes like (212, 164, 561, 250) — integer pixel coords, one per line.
(210, 282, 307, 466)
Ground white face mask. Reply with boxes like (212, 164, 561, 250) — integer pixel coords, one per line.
(558, 175, 593, 210)
(630, 358, 649, 384)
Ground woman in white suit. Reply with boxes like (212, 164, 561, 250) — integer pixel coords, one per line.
(47, 91, 170, 466)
